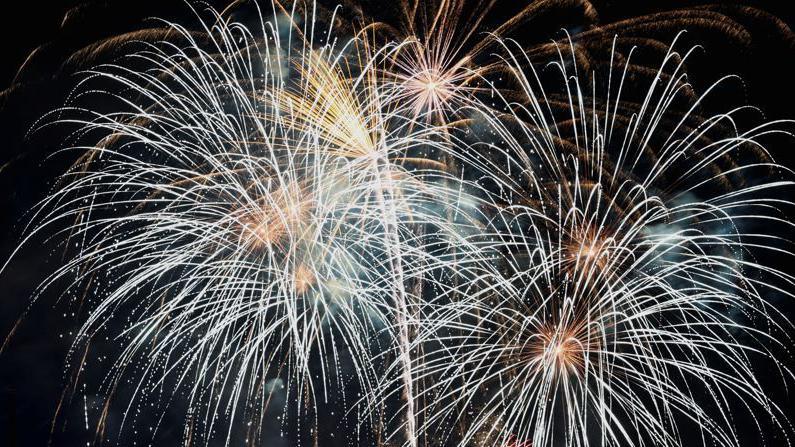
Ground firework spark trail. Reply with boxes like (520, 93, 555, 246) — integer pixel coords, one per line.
(276, 44, 427, 446)
(393, 36, 795, 447)
(2, 3, 492, 445)
(366, 6, 519, 441)
(271, 42, 475, 445)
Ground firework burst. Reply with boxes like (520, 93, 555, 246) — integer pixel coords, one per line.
(394, 37, 795, 447)
(4, 4, 486, 445)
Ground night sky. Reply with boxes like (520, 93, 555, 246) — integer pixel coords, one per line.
(2, 1, 795, 446)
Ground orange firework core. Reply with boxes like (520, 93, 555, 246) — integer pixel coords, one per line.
(409, 68, 454, 114)
(526, 321, 600, 378)
(564, 227, 611, 272)
(239, 182, 313, 251)
(293, 263, 316, 295)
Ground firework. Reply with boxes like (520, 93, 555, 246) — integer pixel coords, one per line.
(2, 1, 794, 447)
(394, 37, 795, 447)
(4, 4, 486, 445)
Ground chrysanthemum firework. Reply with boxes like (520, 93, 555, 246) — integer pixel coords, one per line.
(394, 37, 795, 447)
(4, 4, 486, 445)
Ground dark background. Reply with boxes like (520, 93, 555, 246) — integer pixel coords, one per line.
(2, 1, 795, 445)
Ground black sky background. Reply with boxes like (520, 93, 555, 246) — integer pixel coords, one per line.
(2, 1, 795, 446)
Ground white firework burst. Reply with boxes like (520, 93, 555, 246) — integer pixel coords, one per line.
(395, 37, 795, 447)
(5, 3, 487, 445)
